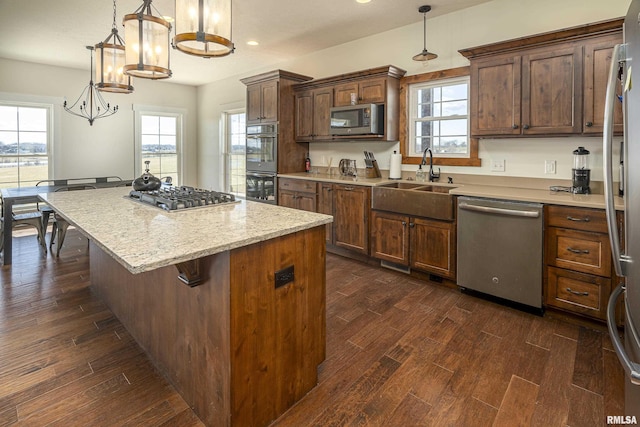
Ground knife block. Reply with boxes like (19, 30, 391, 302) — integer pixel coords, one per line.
(365, 160, 382, 178)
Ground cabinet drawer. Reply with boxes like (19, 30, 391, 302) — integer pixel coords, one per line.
(279, 179, 317, 193)
(546, 205, 607, 233)
(546, 227, 611, 276)
(546, 266, 610, 320)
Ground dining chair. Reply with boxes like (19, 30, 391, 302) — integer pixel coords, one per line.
(0, 195, 47, 256)
(49, 185, 96, 257)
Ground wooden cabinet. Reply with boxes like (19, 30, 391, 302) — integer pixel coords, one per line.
(370, 210, 456, 280)
(246, 80, 278, 124)
(461, 19, 623, 138)
(544, 205, 618, 320)
(318, 182, 334, 244)
(278, 178, 317, 212)
(333, 184, 370, 255)
(293, 65, 405, 142)
(241, 70, 313, 174)
(334, 78, 386, 107)
(583, 34, 624, 134)
(294, 87, 333, 141)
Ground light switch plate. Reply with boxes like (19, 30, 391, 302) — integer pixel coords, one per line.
(491, 159, 505, 172)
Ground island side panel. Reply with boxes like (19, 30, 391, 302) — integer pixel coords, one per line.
(89, 243, 231, 427)
(230, 226, 326, 427)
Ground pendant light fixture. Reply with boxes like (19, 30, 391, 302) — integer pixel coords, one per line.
(174, 0, 234, 58)
(95, 0, 134, 93)
(64, 46, 118, 126)
(123, 0, 172, 79)
(413, 5, 438, 62)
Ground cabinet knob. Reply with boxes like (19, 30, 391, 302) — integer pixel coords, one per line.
(523, 124, 530, 130)
(512, 124, 519, 129)
(409, 223, 415, 228)
(401, 221, 407, 226)
(586, 121, 593, 127)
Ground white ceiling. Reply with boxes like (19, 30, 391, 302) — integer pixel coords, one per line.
(0, 0, 492, 86)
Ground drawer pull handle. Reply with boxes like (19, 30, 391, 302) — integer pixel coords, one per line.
(343, 186, 354, 191)
(567, 247, 590, 254)
(566, 288, 589, 297)
(566, 216, 590, 222)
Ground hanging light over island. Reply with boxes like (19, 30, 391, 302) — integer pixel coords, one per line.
(173, 0, 234, 58)
(95, 0, 134, 93)
(123, 0, 172, 79)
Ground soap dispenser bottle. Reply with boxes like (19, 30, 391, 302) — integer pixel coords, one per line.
(416, 165, 426, 182)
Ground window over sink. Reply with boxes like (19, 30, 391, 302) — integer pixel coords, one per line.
(400, 66, 480, 167)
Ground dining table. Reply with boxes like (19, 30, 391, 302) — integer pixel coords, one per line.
(1, 180, 132, 266)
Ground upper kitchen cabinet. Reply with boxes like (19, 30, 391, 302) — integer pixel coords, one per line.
(460, 18, 623, 138)
(333, 78, 386, 106)
(245, 79, 278, 124)
(293, 65, 406, 142)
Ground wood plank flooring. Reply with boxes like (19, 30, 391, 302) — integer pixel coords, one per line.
(0, 229, 625, 426)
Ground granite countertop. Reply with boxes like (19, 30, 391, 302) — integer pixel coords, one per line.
(278, 172, 625, 210)
(40, 187, 333, 274)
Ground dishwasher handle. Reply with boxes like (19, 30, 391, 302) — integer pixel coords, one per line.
(459, 202, 540, 218)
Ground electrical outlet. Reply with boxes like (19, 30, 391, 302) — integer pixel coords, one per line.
(544, 160, 556, 174)
(490, 159, 505, 172)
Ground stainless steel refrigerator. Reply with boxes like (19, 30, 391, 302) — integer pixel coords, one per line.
(604, 0, 640, 417)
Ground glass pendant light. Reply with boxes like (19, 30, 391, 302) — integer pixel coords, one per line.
(95, 0, 134, 93)
(173, 0, 234, 58)
(123, 0, 172, 79)
(64, 46, 118, 126)
(413, 5, 438, 62)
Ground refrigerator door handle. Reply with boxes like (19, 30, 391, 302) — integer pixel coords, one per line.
(603, 43, 629, 277)
(607, 283, 640, 385)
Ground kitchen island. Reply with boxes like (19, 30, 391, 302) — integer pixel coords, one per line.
(40, 187, 333, 427)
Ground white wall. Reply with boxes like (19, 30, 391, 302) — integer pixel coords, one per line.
(0, 58, 198, 185)
(197, 0, 628, 190)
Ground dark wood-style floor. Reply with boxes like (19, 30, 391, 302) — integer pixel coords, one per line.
(0, 228, 625, 426)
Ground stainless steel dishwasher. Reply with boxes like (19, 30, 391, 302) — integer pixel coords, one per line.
(457, 197, 543, 309)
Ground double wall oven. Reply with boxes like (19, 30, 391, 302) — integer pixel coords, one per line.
(246, 124, 277, 204)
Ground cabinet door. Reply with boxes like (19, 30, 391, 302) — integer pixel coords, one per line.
(470, 55, 522, 136)
(359, 78, 386, 104)
(333, 185, 369, 254)
(246, 84, 263, 123)
(410, 218, 456, 279)
(583, 34, 624, 134)
(278, 189, 297, 209)
(333, 82, 359, 107)
(318, 183, 334, 244)
(297, 191, 317, 212)
(312, 88, 334, 140)
(295, 91, 314, 141)
(261, 80, 279, 122)
(370, 210, 409, 265)
(521, 45, 583, 134)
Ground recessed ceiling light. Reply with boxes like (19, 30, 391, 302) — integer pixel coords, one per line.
(247, 40, 259, 46)
(356, 0, 371, 3)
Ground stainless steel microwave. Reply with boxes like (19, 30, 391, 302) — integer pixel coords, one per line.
(330, 104, 383, 136)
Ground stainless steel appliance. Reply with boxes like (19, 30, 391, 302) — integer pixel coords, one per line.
(339, 159, 357, 176)
(128, 186, 236, 211)
(604, 0, 640, 416)
(457, 197, 543, 309)
(245, 172, 277, 204)
(246, 123, 277, 173)
(245, 123, 278, 204)
(330, 104, 383, 136)
(572, 146, 591, 194)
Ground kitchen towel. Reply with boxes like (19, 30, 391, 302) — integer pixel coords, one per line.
(389, 151, 402, 179)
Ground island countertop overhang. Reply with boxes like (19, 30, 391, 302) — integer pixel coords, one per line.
(40, 187, 333, 274)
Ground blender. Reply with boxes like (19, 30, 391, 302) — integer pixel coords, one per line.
(572, 146, 591, 194)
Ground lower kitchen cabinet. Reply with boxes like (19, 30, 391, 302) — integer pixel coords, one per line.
(278, 178, 317, 212)
(333, 185, 370, 255)
(370, 210, 456, 280)
(544, 205, 620, 321)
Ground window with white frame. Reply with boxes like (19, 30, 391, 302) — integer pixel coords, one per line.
(0, 103, 52, 188)
(222, 111, 246, 196)
(135, 109, 182, 184)
(408, 76, 470, 158)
